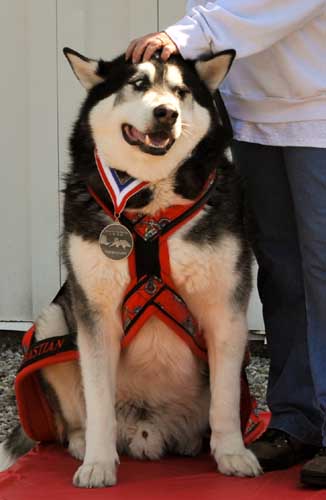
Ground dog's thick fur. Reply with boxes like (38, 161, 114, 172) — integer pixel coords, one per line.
(0, 49, 261, 486)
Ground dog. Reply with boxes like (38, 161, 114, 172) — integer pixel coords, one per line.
(0, 48, 262, 487)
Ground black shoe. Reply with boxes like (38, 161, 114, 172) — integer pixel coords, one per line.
(301, 448, 326, 487)
(248, 429, 319, 472)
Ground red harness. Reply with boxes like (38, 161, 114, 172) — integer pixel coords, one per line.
(89, 176, 218, 361)
(15, 170, 268, 445)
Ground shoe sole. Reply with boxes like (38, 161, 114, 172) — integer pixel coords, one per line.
(260, 453, 317, 473)
(261, 460, 296, 472)
(301, 471, 326, 488)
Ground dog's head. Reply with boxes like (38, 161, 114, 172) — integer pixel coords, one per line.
(64, 48, 235, 182)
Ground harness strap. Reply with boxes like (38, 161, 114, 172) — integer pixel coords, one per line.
(19, 331, 78, 373)
(15, 325, 79, 442)
(121, 275, 207, 359)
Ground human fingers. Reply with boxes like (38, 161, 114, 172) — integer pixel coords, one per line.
(132, 34, 160, 63)
(142, 40, 163, 61)
(161, 43, 178, 61)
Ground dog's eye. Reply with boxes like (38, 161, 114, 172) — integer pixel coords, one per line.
(130, 79, 149, 91)
(174, 86, 189, 99)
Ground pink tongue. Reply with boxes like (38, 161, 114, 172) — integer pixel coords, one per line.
(129, 126, 146, 142)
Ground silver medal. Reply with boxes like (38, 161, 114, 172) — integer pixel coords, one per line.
(99, 223, 134, 260)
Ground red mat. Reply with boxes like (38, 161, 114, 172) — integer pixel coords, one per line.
(1, 445, 325, 500)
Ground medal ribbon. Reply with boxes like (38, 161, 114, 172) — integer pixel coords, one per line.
(94, 149, 149, 216)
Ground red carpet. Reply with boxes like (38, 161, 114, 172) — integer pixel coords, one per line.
(1, 445, 325, 500)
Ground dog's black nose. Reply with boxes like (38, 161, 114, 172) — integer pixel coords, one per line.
(153, 105, 178, 125)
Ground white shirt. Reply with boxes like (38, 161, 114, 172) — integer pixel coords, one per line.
(165, 0, 326, 147)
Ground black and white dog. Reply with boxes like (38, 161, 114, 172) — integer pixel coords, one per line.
(0, 48, 261, 487)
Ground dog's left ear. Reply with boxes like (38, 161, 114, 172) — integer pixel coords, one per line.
(195, 49, 236, 92)
(63, 47, 105, 90)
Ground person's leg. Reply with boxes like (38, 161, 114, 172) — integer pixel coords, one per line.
(284, 147, 326, 439)
(283, 146, 326, 486)
(232, 141, 323, 447)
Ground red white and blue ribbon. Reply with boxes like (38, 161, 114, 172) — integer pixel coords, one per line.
(94, 149, 149, 216)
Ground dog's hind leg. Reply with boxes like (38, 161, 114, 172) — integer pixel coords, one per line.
(41, 361, 86, 460)
(72, 319, 120, 488)
(67, 429, 86, 461)
(36, 303, 86, 460)
(204, 306, 262, 477)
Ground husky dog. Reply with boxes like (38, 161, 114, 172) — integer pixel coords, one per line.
(0, 48, 261, 487)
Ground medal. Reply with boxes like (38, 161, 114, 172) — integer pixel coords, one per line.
(94, 150, 149, 261)
(99, 223, 134, 260)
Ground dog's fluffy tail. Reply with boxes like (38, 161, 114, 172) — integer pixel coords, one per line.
(0, 425, 35, 471)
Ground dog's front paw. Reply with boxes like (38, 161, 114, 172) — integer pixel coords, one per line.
(217, 448, 262, 477)
(211, 432, 262, 477)
(68, 430, 86, 461)
(73, 460, 118, 488)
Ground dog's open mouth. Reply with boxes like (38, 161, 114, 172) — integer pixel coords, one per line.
(122, 124, 175, 156)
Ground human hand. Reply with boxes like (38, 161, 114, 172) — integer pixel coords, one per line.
(126, 32, 179, 63)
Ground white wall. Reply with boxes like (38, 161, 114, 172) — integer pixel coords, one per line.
(0, 1, 31, 322)
(0, 0, 60, 327)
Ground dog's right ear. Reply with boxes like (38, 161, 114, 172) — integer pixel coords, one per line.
(195, 50, 236, 92)
(63, 47, 105, 90)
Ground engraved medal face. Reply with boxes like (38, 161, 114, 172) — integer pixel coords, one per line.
(99, 223, 134, 260)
